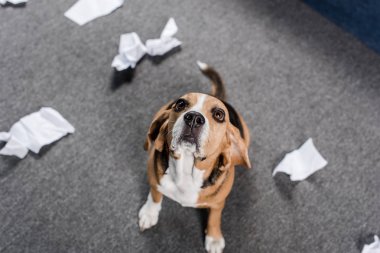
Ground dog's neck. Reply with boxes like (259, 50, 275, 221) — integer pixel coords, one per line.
(157, 143, 228, 207)
(170, 145, 198, 187)
(157, 144, 204, 207)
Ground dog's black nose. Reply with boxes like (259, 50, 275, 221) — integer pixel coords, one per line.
(184, 111, 205, 128)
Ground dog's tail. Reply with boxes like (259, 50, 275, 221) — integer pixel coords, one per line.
(197, 61, 226, 101)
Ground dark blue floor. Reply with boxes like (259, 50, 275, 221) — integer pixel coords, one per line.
(305, 0, 380, 53)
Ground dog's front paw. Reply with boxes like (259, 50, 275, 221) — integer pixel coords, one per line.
(138, 194, 161, 231)
(138, 210, 158, 231)
(205, 236, 225, 253)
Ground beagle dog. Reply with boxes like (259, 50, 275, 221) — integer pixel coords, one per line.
(138, 61, 251, 253)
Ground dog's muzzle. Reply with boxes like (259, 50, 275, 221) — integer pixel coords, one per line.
(181, 111, 205, 144)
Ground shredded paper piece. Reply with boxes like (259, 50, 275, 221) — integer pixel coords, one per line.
(0, 107, 75, 159)
(0, 0, 27, 5)
(362, 236, 380, 253)
(111, 32, 147, 71)
(112, 18, 181, 71)
(64, 0, 124, 26)
(145, 17, 182, 56)
(272, 138, 328, 181)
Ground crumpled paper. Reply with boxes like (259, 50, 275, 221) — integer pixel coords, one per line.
(0, 107, 75, 159)
(111, 32, 147, 71)
(272, 138, 328, 181)
(64, 0, 124, 26)
(362, 235, 380, 253)
(145, 17, 182, 56)
(111, 18, 181, 71)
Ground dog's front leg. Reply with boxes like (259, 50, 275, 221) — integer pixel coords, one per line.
(205, 202, 226, 253)
(138, 187, 162, 231)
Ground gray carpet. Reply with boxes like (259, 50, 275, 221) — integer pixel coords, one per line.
(0, 0, 379, 252)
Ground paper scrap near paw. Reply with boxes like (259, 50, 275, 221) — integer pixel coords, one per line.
(64, 0, 124, 26)
(145, 18, 182, 56)
(0, 107, 74, 159)
(111, 32, 147, 71)
(362, 236, 380, 253)
(0, 0, 27, 5)
(272, 138, 327, 181)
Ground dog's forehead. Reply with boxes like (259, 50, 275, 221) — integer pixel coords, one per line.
(181, 93, 227, 111)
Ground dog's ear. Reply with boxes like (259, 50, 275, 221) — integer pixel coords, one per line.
(226, 123, 251, 169)
(144, 101, 174, 151)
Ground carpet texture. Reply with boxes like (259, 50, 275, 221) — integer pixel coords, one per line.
(0, 0, 379, 252)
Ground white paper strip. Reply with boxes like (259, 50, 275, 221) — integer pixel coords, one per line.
(64, 0, 124, 26)
(362, 236, 380, 253)
(272, 138, 328, 181)
(0, 0, 27, 5)
(145, 18, 182, 56)
(0, 107, 75, 159)
(111, 32, 147, 71)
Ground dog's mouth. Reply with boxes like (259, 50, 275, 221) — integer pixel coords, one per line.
(182, 135, 195, 143)
(180, 117, 204, 143)
(175, 127, 202, 155)
(176, 132, 205, 159)
(179, 131, 198, 146)
(170, 130, 199, 156)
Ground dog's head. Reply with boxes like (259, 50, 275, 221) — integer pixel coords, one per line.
(144, 63, 251, 169)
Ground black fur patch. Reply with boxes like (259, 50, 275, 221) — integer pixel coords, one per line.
(202, 155, 224, 188)
(150, 123, 161, 143)
(149, 101, 174, 142)
(153, 145, 169, 181)
(222, 101, 245, 139)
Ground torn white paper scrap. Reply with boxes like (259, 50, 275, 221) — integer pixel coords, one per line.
(0, 132, 11, 140)
(64, 0, 124, 26)
(145, 18, 182, 56)
(0, 0, 27, 5)
(272, 138, 328, 181)
(0, 107, 75, 159)
(362, 235, 380, 253)
(0, 137, 28, 158)
(111, 32, 147, 71)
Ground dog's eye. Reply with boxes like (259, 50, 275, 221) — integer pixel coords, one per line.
(174, 99, 188, 112)
(212, 108, 225, 122)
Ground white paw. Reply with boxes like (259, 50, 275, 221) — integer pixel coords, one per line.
(138, 192, 161, 231)
(138, 208, 158, 231)
(205, 236, 225, 253)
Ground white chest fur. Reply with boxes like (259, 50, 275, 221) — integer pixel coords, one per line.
(157, 146, 204, 207)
